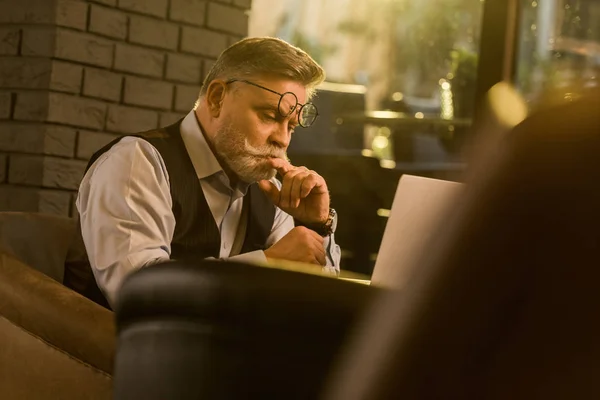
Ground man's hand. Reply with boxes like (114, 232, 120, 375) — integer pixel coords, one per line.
(258, 158, 330, 225)
(264, 226, 326, 265)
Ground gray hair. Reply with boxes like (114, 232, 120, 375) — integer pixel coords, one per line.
(198, 37, 325, 102)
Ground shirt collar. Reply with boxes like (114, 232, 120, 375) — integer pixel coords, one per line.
(180, 110, 224, 180)
(179, 110, 251, 195)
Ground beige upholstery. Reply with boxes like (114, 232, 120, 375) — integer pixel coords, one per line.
(0, 316, 112, 400)
(0, 212, 115, 398)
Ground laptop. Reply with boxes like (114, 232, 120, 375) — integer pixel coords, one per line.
(369, 174, 464, 289)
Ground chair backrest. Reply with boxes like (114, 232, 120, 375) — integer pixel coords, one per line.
(0, 252, 115, 399)
(0, 212, 76, 282)
(0, 211, 110, 308)
(113, 259, 378, 400)
(323, 89, 600, 399)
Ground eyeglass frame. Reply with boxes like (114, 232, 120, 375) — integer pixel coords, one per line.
(224, 78, 319, 128)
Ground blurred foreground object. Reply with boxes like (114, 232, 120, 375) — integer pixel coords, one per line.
(112, 259, 377, 399)
(323, 86, 600, 399)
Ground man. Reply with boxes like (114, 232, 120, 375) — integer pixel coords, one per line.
(77, 37, 341, 307)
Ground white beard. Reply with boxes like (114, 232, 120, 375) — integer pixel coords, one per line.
(212, 122, 288, 183)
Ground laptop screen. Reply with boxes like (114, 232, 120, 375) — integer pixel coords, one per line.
(370, 175, 463, 289)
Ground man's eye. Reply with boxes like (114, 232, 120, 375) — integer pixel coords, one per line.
(262, 112, 278, 121)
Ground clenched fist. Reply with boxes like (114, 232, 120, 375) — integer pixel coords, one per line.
(264, 226, 326, 266)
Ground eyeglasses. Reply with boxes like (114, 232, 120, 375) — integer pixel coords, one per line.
(225, 79, 319, 128)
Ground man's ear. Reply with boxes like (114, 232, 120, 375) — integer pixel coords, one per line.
(205, 80, 227, 117)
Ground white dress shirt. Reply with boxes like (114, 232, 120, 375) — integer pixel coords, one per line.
(77, 110, 341, 306)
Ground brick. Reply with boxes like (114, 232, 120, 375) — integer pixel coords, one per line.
(0, 28, 20, 55)
(174, 85, 201, 112)
(0, 186, 72, 215)
(21, 27, 56, 57)
(9, 154, 85, 190)
(0, 185, 72, 216)
(232, 0, 251, 9)
(55, 29, 114, 68)
(50, 61, 83, 94)
(83, 68, 122, 102)
(166, 53, 202, 84)
(0, 123, 77, 157)
(0, 154, 6, 182)
(129, 15, 179, 50)
(89, 0, 117, 6)
(0, 58, 51, 89)
(0, 93, 11, 119)
(14, 92, 49, 122)
(14, 92, 106, 129)
(180, 26, 227, 57)
(114, 43, 164, 78)
(56, 0, 88, 31)
(47, 92, 107, 129)
(202, 58, 216, 81)
(118, 0, 168, 18)
(22, 28, 112, 67)
(227, 35, 243, 47)
(43, 157, 87, 190)
(106, 104, 158, 134)
(77, 130, 120, 159)
(39, 189, 72, 216)
(8, 154, 44, 186)
(124, 77, 173, 110)
(159, 111, 186, 127)
(89, 4, 127, 39)
(0, 0, 54, 24)
(169, 0, 206, 26)
(207, 2, 248, 36)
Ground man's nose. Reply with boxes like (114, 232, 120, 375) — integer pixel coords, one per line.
(269, 124, 291, 149)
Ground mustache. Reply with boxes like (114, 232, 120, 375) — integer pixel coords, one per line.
(243, 139, 287, 160)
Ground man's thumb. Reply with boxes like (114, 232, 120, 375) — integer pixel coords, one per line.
(257, 180, 280, 204)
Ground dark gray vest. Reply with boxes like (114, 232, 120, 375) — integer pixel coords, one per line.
(85, 120, 276, 260)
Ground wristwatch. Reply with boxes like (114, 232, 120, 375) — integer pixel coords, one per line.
(296, 208, 337, 237)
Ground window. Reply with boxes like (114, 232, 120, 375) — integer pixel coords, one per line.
(515, 0, 600, 110)
(249, 0, 486, 163)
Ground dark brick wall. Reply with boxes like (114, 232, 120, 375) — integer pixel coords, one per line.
(0, 0, 252, 217)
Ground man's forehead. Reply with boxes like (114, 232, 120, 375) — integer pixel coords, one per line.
(249, 76, 307, 103)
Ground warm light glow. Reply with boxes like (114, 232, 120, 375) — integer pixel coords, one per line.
(440, 79, 454, 120)
(378, 127, 392, 137)
(380, 160, 396, 169)
(392, 92, 404, 101)
(361, 149, 375, 158)
(415, 112, 424, 119)
(377, 208, 391, 218)
(488, 82, 528, 128)
(371, 110, 400, 119)
(372, 135, 389, 150)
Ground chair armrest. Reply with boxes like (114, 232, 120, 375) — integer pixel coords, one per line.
(0, 252, 115, 374)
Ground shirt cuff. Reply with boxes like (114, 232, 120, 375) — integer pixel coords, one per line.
(226, 250, 268, 266)
(321, 265, 339, 276)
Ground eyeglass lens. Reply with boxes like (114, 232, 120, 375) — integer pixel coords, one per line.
(278, 92, 317, 127)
